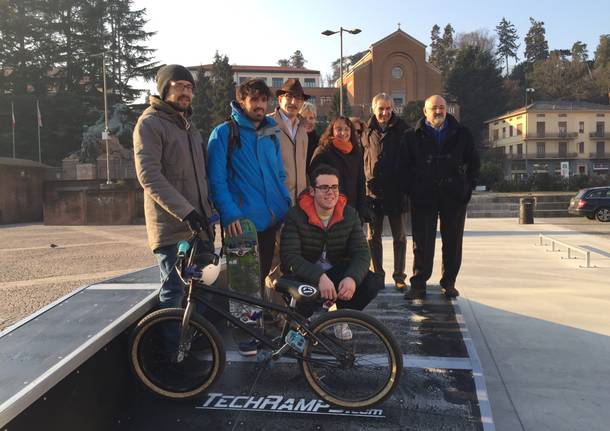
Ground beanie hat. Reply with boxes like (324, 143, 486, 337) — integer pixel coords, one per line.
(156, 64, 195, 100)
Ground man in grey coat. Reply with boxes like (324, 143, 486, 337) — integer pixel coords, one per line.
(133, 64, 214, 309)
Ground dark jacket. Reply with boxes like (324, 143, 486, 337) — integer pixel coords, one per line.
(305, 130, 319, 173)
(401, 114, 480, 208)
(133, 96, 213, 251)
(280, 192, 370, 286)
(309, 143, 367, 220)
(362, 113, 409, 215)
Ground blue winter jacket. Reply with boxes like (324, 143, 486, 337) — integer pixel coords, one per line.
(208, 102, 292, 231)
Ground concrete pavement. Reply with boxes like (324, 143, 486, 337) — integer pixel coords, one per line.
(381, 216, 610, 431)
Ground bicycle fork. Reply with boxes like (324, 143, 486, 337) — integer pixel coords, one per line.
(175, 284, 196, 363)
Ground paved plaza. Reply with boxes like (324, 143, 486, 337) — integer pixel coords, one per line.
(1, 217, 609, 430)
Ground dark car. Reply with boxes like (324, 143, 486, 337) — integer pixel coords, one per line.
(568, 186, 610, 222)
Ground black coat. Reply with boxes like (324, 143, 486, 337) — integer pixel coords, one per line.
(305, 130, 319, 174)
(401, 114, 480, 209)
(361, 113, 409, 215)
(309, 143, 367, 219)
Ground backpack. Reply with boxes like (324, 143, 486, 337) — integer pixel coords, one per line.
(224, 117, 281, 179)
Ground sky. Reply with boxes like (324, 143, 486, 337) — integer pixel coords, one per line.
(131, 0, 610, 98)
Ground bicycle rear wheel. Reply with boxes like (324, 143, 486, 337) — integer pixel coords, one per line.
(299, 309, 402, 409)
(130, 308, 225, 399)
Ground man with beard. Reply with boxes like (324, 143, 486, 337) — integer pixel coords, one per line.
(208, 79, 291, 354)
(133, 64, 214, 310)
(401, 95, 480, 300)
(362, 93, 409, 290)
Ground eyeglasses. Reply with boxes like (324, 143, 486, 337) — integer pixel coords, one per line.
(171, 81, 193, 92)
(314, 184, 340, 193)
(282, 93, 304, 101)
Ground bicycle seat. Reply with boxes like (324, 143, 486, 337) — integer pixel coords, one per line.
(273, 278, 320, 303)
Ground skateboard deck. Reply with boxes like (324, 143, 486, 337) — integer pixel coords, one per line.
(224, 218, 261, 298)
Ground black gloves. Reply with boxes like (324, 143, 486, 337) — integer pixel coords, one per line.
(184, 210, 208, 233)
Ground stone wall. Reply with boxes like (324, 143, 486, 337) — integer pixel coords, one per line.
(0, 160, 46, 224)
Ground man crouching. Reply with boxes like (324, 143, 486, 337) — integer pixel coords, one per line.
(280, 164, 382, 339)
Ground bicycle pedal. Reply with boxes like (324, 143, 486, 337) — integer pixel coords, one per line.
(256, 351, 274, 368)
(285, 330, 306, 353)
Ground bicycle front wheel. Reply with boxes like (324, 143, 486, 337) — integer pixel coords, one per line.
(129, 308, 225, 399)
(299, 309, 402, 409)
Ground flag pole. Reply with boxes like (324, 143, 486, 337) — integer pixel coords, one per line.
(37, 100, 42, 163)
(11, 101, 15, 158)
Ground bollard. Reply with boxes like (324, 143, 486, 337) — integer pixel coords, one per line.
(519, 196, 535, 224)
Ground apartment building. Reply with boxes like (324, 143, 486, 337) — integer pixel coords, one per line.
(485, 101, 610, 178)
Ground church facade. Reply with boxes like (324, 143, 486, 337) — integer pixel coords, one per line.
(340, 29, 443, 117)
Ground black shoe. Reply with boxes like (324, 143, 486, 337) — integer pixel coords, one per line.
(442, 286, 460, 298)
(404, 287, 426, 300)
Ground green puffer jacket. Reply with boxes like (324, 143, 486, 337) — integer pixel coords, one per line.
(280, 191, 370, 286)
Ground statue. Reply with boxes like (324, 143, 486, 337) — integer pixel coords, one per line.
(79, 103, 134, 163)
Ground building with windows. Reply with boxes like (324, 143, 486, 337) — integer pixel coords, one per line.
(189, 64, 337, 118)
(485, 101, 610, 178)
(337, 28, 444, 117)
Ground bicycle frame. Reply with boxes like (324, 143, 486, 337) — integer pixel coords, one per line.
(185, 280, 339, 361)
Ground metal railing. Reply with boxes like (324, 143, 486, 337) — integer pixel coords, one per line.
(537, 234, 592, 268)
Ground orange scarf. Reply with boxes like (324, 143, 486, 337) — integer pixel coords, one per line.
(332, 136, 353, 154)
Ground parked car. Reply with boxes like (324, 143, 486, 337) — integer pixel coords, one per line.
(568, 186, 610, 222)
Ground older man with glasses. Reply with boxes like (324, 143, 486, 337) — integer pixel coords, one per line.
(280, 164, 381, 339)
(362, 93, 409, 290)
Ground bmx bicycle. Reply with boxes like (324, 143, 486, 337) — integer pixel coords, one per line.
(129, 232, 403, 409)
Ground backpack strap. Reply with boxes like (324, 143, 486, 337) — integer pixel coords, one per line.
(225, 117, 241, 179)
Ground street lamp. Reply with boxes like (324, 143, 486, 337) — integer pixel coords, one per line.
(525, 87, 535, 106)
(91, 51, 112, 184)
(322, 27, 361, 116)
(524, 88, 535, 176)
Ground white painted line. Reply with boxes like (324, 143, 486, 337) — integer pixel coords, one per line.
(453, 299, 496, 431)
(88, 283, 159, 291)
(222, 351, 472, 370)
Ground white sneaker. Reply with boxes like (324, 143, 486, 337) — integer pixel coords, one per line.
(333, 323, 352, 340)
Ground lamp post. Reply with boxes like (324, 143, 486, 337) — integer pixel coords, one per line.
(91, 52, 112, 184)
(524, 88, 535, 176)
(322, 27, 361, 116)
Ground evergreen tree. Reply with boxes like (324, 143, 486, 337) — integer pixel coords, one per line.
(330, 50, 368, 81)
(428, 24, 455, 79)
(445, 45, 507, 141)
(496, 17, 519, 76)
(191, 66, 214, 142)
(594, 34, 610, 68)
(571, 41, 588, 62)
(524, 18, 549, 63)
(289, 50, 306, 68)
(428, 24, 442, 66)
(328, 86, 351, 119)
(105, 0, 158, 101)
(277, 59, 289, 67)
(208, 52, 234, 127)
(401, 100, 425, 127)
(528, 53, 602, 101)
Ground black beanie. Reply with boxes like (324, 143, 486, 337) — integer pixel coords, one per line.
(156, 64, 195, 100)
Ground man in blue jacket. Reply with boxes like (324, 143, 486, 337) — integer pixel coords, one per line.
(208, 79, 291, 338)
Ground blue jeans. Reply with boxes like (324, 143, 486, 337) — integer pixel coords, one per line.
(154, 244, 184, 309)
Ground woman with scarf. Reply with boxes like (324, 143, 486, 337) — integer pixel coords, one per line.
(309, 116, 368, 222)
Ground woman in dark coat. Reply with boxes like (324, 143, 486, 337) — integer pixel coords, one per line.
(310, 116, 368, 221)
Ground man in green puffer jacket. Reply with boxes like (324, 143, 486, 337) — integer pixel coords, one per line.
(280, 164, 382, 336)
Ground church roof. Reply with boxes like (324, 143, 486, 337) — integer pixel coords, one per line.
(370, 28, 427, 50)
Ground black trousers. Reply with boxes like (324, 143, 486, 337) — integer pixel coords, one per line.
(367, 212, 407, 283)
(294, 265, 382, 318)
(257, 225, 278, 292)
(409, 202, 467, 289)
